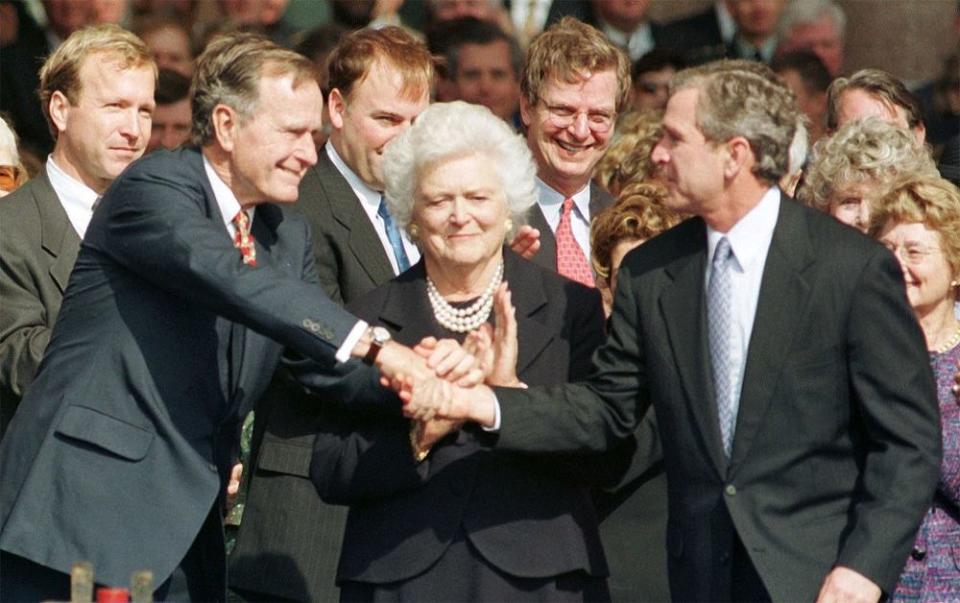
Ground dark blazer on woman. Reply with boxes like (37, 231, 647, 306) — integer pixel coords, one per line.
(310, 249, 611, 589)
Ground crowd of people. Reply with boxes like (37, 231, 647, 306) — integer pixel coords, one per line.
(0, 1, 959, 602)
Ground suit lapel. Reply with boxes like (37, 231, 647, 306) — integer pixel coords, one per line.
(728, 199, 815, 473)
(659, 220, 729, 477)
(230, 204, 291, 410)
(314, 154, 395, 284)
(34, 170, 81, 293)
(527, 204, 556, 272)
(504, 251, 553, 376)
(376, 262, 435, 344)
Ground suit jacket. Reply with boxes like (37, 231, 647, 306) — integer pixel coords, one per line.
(229, 151, 395, 602)
(659, 6, 729, 65)
(0, 147, 380, 588)
(0, 169, 80, 437)
(527, 181, 613, 277)
(493, 196, 942, 601)
(310, 250, 611, 585)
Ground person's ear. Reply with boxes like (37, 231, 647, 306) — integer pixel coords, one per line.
(328, 88, 346, 130)
(211, 104, 240, 152)
(723, 136, 752, 180)
(48, 90, 71, 137)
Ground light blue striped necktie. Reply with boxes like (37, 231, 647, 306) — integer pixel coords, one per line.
(378, 196, 410, 273)
(708, 237, 736, 458)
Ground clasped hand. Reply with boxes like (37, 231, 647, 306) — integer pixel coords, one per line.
(380, 283, 520, 453)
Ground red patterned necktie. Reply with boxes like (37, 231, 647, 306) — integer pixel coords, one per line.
(232, 210, 257, 267)
(555, 198, 594, 287)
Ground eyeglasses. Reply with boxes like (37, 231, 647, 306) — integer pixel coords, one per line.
(881, 241, 944, 266)
(540, 102, 615, 133)
(0, 166, 21, 192)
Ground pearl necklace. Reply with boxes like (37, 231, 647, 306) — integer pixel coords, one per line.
(933, 323, 960, 354)
(426, 262, 504, 333)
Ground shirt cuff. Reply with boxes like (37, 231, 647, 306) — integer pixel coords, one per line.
(480, 393, 502, 432)
(335, 320, 368, 363)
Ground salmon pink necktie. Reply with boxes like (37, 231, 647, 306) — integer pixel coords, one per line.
(555, 198, 594, 287)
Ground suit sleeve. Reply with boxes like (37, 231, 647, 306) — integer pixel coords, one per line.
(0, 222, 51, 399)
(834, 247, 941, 592)
(91, 166, 360, 367)
(493, 260, 652, 453)
(310, 401, 430, 504)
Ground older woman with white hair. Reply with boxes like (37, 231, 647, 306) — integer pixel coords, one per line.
(309, 101, 610, 601)
(799, 117, 938, 231)
(0, 115, 27, 196)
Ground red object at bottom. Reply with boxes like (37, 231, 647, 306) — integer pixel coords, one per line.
(97, 587, 130, 603)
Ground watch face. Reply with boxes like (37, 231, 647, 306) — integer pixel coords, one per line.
(372, 326, 391, 344)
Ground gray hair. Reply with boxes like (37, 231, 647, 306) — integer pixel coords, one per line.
(799, 117, 938, 210)
(778, 0, 846, 42)
(787, 117, 809, 175)
(672, 62, 800, 183)
(382, 101, 537, 240)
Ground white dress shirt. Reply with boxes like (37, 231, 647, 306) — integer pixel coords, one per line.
(601, 21, 655, 62)
(704, 186, 781, 412)
(45, 156, 99, 239)
(488, 187, 782, 432)
(202, 154, 366, 363)
(536, 178, 594, 264)
(326, 144, 420, 275)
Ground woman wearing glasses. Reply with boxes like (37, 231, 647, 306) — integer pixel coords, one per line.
(870, 175, 960, 602)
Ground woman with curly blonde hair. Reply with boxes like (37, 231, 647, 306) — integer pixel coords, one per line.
(593, 110, 663, 198)
(799, 117, 938, 231)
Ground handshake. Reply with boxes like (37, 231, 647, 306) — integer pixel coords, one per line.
(366, 284, 518, 456)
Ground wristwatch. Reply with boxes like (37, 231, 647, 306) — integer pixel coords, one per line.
(362, 326, 392, 366)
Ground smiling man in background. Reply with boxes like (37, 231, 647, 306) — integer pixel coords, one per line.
(520, 17, 630, 287)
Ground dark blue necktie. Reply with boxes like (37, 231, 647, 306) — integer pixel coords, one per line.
(378, 196, 410, 273)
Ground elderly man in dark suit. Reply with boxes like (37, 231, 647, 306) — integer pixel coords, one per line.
(0, 32, 432, 603)
(519, 18, 626, 288)
(228, 26, 432, 603)
(0, 24, 156, 438)
(402, 62, 942, 603)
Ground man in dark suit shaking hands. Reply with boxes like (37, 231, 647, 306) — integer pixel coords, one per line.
(0, 32, 429, 602)
(403, 61, 943, 603)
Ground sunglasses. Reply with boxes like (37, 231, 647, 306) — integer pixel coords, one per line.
(0, 165, 21, 192)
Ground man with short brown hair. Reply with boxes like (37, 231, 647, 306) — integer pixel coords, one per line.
(0, 24, 156, 438)
(520, 17, 630, 287)
(827, 68, 927, 145)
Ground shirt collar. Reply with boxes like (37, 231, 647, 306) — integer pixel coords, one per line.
(707, 187, 781, 270)
(326, 142, 382, 210)
(733, 35, 778, 63)
(535, 177, 592, 218)
(46, 155, 99, 214)
(601, 21, 653, 58)
(202, 154, 250, 231)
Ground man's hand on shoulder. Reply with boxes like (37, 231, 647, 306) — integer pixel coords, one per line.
(815, 566, 882, 603)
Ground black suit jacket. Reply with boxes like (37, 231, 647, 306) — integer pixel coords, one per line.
(0, 147, 379, 588)
(659, 6, 729, 65)
(527, 181, 613, 277)
(493, 196, 942, 601)
(0, 170, 80, 437)
(310, 250, 611, 585)
(229, 149, 396, 602)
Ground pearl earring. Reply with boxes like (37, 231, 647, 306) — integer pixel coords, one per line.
(504, 219, 513, 232)
(408, 224, 419, 239)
